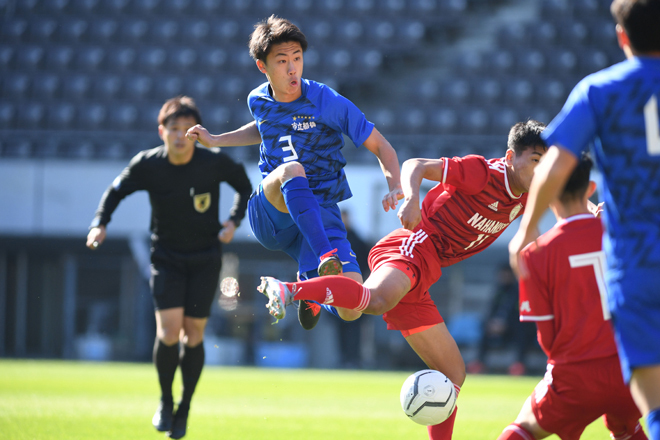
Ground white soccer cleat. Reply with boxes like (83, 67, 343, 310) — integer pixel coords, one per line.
(258, 276, 294, 322)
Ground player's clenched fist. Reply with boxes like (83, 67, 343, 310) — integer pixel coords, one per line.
(186, 124, 213, 147)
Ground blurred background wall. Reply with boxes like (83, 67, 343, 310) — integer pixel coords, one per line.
(0, 0, 614, 372)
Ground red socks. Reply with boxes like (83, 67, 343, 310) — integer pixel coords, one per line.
(497, 423, 535, 440)
(427, 384, 461, 440)
(285, 276, 371, 312)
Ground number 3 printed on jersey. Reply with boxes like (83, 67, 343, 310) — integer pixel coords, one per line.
(645, 94, 660, 155)
(280, 135, 299, 162)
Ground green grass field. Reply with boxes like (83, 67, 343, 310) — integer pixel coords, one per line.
(0, 359, 613, 439)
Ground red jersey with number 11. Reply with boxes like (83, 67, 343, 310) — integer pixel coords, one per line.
(416, 155, 527, 267)
(519, 214, 616, 365)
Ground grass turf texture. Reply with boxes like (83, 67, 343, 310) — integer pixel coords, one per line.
(0, 359, 616, 439)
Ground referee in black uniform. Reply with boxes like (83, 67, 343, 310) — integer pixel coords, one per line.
(86, 96, 252, 439)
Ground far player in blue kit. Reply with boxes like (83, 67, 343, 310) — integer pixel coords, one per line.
(187, 15, 402, 328)
(509, 1, 660, 438)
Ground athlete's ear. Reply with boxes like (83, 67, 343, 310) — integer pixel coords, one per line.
(256, 59, 267, 74)
(587, 180, 597, 198)
(158, 124, 165, 141)
(505, 148, 515, 165)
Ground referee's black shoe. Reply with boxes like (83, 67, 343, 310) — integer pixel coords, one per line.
(298, 300, 322, 330)
(167, 403, 189, 439)
(152, 400, 174, 432)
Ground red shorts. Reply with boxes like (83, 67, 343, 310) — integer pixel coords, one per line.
(368, 228, 445, 332)
(531, 356, 643, 440)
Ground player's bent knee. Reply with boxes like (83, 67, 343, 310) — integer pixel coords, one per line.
(337, 308, 362, 321)
(277, 161, 306, 180)
(365, 295, 396, 316)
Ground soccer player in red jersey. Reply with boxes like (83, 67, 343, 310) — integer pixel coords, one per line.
(498, 154, 647, 440)
(259, 120, 547, 439)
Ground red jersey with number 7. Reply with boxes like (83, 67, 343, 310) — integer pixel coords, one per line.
(416, 155, 528, 267)
(519, 214, 617, 365)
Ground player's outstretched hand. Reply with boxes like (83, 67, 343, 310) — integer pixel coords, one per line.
(86, 225, 106, 250)
(186, 124, 213, 148)
(219, 220, 236, 244)
(397, 197, 422, 231)
(382, 186, 404, 212)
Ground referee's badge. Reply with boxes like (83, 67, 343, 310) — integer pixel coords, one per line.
(193, 193, 211, 213)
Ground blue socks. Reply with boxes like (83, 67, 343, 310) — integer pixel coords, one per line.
(281, 176, 332, 259)
(647, 407, 660, 440)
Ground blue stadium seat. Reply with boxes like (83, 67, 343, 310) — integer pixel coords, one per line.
(371, 20, 395, 44)
(321, 0, 343, 14)
(460, 108, 489, 134)
(443, 78, 471, 104)
(160, 75, 184, 99)
(490, 107, 519, 133)
(381, 0, 405, 14)
(4, 140, 33, 158)
(48, 103, 76, 129)
(195, 0, 223, 13)
(561, 21, 589, 46)
(59, 18, 88, 42)
(186, 20, 210, 44)
(110, 104, 139, 130)
(553, 48, 578, 75)
(415, 79, 441, 103)
(30, 18, 58, 42)
(455, 51, 485, 74)
(16, 0, 40, 12)
(17, 45, 45, 70)
(89, 18, 119, 43)
(46, 45, 75, 71)
(162, 0, 192, 14)
(140, 47, 167, 71)
(33, 73, 61, 100)
(151, 20, 180, 42)
(98, 141, 127, 160)
(64, 74, 92, 100)
(212, 20, 241, 43)
(580, 50, 609, 73)
(42, 0, 72, 12)
(399, 107, 428, 134)
(326, 49, 352, 69)
(497, 22, 527, 48)
(430, 107, 459, 134)
(120, 19, 149, 43)
(133, 0, 161, 13)
(488, 50, 515, 75)
(287, 0, 313, 12)
(191, 75, 215, 99)
(125, 75, 153, 99)
(337, 20, 364, 42)
(218, 75, 246, 100)
(506, 78, 533, 105)
(529, 21, 557, 47)
(17, 103, 46, 129)
(169, 47, 197, 71)
(473, 78, 502, 104)
(79, 103, 108, 129)
(202, 47, 228, 71)
(399, 21, 426, 44)
(254, 0, 284, 14)
(71, 0, 102, 13)
(2, 19, 28, 43)
(108, 47, 137, 72)
(68, 141, 95, 160)
(0, 103, 16, 129)
(34, 139, 61, 158)
(347, 0, 375, 14)
(207, 105, 232, 127)
(537, 79, 568, 105)
(2, 74, 30, 100)
(370, 108, 396, 131)
(0, 44, 14, 70)
(94, 75, 122, 99)
(139, 103, 161, 127)
(517, 50, 545, 74)
(225, 0, 251, 13)
(309, 21, 333, 42)
(410, 0, 438, 13)
(76, 46, 105, 71)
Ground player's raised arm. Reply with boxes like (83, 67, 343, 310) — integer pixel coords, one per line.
(186, 120, 262, 148)
(397, 158, 445, 230)
(508, 145, 578, 276)
(362, 127, 403, 212)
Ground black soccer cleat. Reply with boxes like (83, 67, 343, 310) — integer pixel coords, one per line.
(167, 404, 189, 439)
(298, 300, 322, 330)
(152, 400, 174, 432)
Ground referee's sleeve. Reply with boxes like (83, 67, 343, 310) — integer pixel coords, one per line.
(221, 155, 252, 227)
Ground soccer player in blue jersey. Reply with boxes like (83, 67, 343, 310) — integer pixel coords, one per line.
(509, 1, 660, 438)
(187, 15, 402, 327)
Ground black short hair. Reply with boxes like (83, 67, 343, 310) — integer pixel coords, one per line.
(158, 96, 202, 126)
(559, 152, 593, 204)
(507, 120, 548, 155)
(249, 15, 308, 62)
(611, 0, 660, 53)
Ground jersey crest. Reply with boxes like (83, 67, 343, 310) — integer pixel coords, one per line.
(193, 193, 211, 213)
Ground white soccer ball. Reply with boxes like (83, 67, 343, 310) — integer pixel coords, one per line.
(400, 369, 457, 426)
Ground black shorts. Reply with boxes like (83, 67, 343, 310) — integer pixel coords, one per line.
(149, 242, 222, 318)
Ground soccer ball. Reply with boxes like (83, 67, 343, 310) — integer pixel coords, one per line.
(400, 369, 457, 426)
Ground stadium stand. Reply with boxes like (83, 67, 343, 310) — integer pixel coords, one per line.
(0, 0, 622, 160)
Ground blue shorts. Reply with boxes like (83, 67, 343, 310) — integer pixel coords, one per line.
(608, 268, 660, 383)
(247, 184, 361, 277)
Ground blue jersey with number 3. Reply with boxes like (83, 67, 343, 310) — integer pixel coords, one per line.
(248, 79, 374, 207)
(542, 57, 660, 280)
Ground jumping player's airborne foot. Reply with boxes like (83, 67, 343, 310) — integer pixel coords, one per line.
(317, 248, 343, 276)
(298, 300, 322, 330)
(298, 249, 343, 330)
(152, 400, 174, 432)
(167, 403, 189, 439)
(259, 276, 294, 323)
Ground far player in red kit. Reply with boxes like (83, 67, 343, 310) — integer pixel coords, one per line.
(498, 153, 646, 440)
(259, 120, 547, 440)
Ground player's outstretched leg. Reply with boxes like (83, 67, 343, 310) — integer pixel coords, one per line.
(259, 276, 295, 321)
(298, 249, 344, 330)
